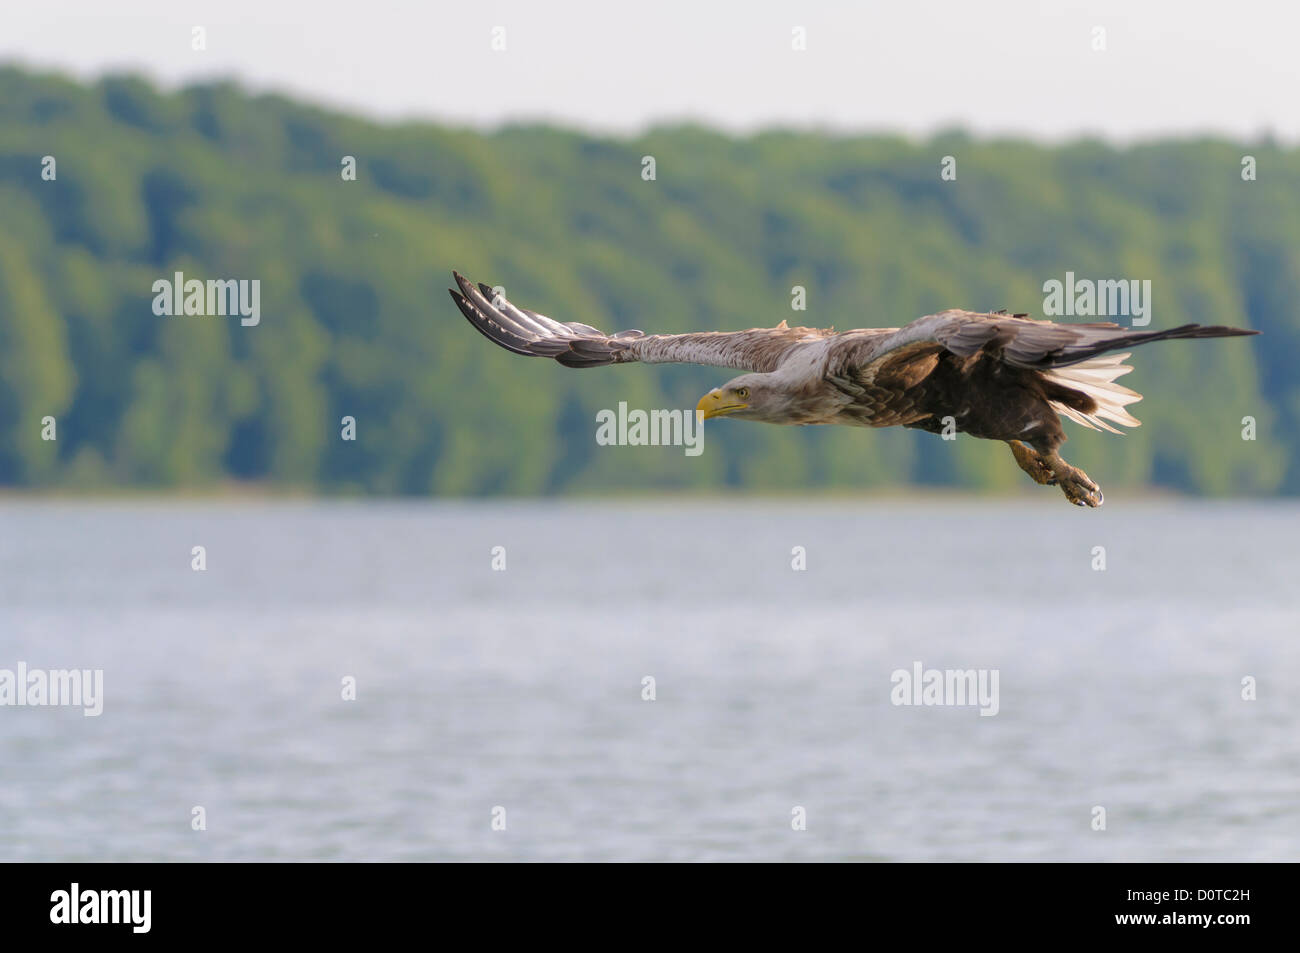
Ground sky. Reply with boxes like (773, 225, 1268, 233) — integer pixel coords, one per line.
(3, 0, 1297, 141)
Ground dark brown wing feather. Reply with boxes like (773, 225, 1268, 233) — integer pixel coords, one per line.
(832, 310, 1257, 384)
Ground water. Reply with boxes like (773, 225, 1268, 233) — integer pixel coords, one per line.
(1, 498, 1296, 861)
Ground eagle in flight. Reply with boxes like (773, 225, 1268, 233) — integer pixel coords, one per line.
(449, 272, 1257, 506)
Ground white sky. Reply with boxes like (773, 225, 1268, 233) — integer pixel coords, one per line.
(3, 0, 1296, 140)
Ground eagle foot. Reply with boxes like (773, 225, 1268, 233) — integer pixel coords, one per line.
(1053, 462, 1104, 508)
(1007, 440, 1058, 486)
(1013, 443, 1103, 506)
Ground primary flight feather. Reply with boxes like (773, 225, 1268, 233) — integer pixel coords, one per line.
(449, 271, 1257, 506)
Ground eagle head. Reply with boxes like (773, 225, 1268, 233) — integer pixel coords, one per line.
(696, 375, 779, 422)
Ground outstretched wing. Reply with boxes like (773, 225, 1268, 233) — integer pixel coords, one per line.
(826, 309, 1257, 433)
(835, 310, 1256, 378)
(449, 272, 831, 372)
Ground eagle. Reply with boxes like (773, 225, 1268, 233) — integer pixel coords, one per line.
(448, 272, 1257, 506)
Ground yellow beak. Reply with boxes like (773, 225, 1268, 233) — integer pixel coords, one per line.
(696, 389, 748, 420)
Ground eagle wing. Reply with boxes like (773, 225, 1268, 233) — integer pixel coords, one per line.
(826, 309, 1257, 431)
(450, 272, 832, 372)
(833, 310, 1255, 378)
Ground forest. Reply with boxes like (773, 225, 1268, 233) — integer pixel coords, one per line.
(1, 66, 1295, 496)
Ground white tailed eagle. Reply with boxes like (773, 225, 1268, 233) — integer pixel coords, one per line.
(449, 272, 1257, 506)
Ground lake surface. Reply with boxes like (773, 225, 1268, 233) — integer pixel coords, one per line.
(1, 498, 1296, 862)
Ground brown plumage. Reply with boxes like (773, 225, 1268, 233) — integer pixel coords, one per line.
(449, 271, 1258, 506)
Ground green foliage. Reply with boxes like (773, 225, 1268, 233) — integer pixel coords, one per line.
(0, 67, 1291, 495)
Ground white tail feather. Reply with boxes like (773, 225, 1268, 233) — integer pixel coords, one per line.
(1046, 352, 1143, 433)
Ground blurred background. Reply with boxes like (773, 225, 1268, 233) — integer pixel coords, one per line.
(1, 0, 1298, 498)
(1, 2, 1297, 862)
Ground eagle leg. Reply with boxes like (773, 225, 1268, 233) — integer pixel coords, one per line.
(1006, 440, 1057, 486)
(1039, 449, 1104, 508)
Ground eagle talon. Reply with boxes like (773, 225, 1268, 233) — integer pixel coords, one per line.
(1031, 449, 1103, 507)
(1060, 471, 1103, 507)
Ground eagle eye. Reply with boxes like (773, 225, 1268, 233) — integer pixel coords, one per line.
(736, 387, 750, 399)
